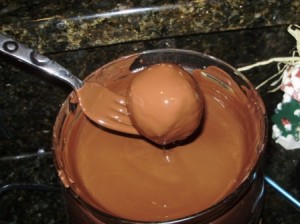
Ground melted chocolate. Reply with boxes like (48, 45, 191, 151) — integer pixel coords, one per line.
(55, 65, 263, 222)
(127, 63, 203, 145)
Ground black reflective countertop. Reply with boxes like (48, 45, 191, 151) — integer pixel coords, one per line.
(1, 0, 300, 53)
(0, 1, 300, 223)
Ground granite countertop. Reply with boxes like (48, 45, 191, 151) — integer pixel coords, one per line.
(1, 0, 300, 53)
(1, 1, 300, 224)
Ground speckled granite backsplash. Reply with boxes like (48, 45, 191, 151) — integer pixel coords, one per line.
(1, 0, 300, 223)
(1, 0, 300, 53)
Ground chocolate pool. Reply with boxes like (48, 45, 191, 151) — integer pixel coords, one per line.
(52, 49, 267, 224)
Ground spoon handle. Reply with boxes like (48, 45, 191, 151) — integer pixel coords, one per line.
(0, 33, 83, 90)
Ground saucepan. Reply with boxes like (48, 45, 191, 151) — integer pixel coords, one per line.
(53, 49, 267, 224)
(1, 34, 268, 223)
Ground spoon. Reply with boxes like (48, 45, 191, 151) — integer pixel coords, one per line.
(0, 33, 138, 135)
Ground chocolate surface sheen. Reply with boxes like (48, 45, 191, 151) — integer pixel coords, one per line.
(55, 64, 263, 222)
(127, 63, 203, 145)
